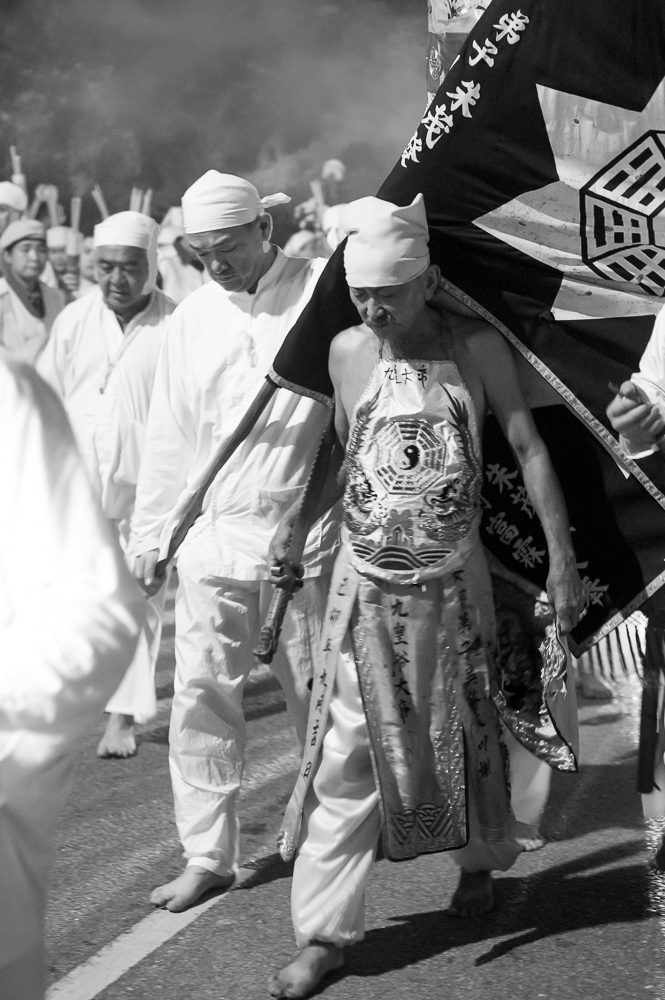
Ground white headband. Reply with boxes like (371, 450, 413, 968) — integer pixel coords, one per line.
(182, 170, 291, 235)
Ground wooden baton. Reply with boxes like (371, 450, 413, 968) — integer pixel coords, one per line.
(254, 405, 337, 664)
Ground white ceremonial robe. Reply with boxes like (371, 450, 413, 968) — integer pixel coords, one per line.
(0, 353, 144, 995)
(37, 286, 175, 722)
(0, 277, 65, 366)
(131, 250, 338, 876)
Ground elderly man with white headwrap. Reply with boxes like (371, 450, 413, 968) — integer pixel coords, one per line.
(268, 194, 586, 999)
(0, 352, 145, 1000)
(130, 170, 337, 912)
(38, 210, 175, 758)
(0, 219, 66, 364)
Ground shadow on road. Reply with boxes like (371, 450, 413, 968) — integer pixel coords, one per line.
(542, 757, 642, 840)
(332, 841, 651, 988)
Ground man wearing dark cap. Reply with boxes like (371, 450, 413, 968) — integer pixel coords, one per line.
(0, 220, 66, 365)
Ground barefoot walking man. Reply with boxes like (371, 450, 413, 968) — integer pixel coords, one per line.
(38, 211, 175, 757)
(269, 194, 586, 999)
(130, 171, 337, 912)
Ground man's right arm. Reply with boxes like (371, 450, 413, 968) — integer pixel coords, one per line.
(606, 308, 665, 456)
(268, 332, 352, 588)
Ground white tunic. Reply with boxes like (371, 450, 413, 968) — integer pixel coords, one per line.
(131, 250, 336, 579)
(0, 354, 145, 968)
(37, 285, 175, 525)
(0, 276, 65, 365)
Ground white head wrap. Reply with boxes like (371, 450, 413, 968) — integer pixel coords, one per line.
(0, 181, 27, 213)
(46, 225, 73, 249)
(93, 210, 159, 292)
(341, 194, 430, 288)
(0, 219, 46, 252)
(182, 170, 291, 235)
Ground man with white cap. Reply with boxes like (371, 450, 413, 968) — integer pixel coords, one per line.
(130, 170, 337, 912)
(0, 219, 65, 364)
(45, 225, 80, 299)
(38, 210, 175, 758)
(268, 194, 586, 999)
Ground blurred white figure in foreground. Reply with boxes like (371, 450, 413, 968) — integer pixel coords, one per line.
(0, 353, 145, 1000)
(38, 211, 175, 758)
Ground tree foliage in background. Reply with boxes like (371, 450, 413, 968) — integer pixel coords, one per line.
(0, 0, 422, 231)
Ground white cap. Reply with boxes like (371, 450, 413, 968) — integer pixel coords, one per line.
(46, 225, 73, 249)
(0, 219, 46, 252)
(93, 210, 159, 291)
(182, 170, 291, 235)
(341, 194, 430, 288)
(0, 181, 27, 213)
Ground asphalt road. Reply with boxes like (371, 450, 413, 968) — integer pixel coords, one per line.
(46, 588, 665, 1000)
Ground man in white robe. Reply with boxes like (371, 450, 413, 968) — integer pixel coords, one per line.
(130, 170, 337, 912)
(0, 352, 145, 1000)
(38, 211, 175, 758)
(0, 219, 66, 365)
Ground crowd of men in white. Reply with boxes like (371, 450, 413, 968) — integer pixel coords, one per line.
(3, 167, 665, 999)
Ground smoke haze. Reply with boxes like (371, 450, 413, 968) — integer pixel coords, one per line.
(0, 0, 424, 232)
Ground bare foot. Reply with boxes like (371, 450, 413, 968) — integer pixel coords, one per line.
(97, 713, 137, 758)
(150, 865, 235, 912)
(447, 869, 494, 918)
(269, 942, 344, 999)
(515, 821, 546, 852)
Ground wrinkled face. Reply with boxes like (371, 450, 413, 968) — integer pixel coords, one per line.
(4, 238, 48, 283)
(187, 216, 270, 293)
(0, 205, 21, 236)
(79, 237, 96, 281)
(348, 272, 431, 341)
(95, 245, 149, 315)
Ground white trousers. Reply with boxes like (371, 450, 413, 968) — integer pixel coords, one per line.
(170, 529, 329, 877)
(104, 519, 171, 723)
(291, 647, 531, 949)
(104, 581, 169, 722)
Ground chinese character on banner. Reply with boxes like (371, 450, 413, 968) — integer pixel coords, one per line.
(446, 81, 481, 118)
(493, 11, 529, 44)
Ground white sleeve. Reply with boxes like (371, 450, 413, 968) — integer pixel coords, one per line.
(130, 319, 197, 555)
(619, 308, 665, 458)
(0, 359, 146, 739)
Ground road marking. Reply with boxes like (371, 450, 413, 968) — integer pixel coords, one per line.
(47, 747, 299, 999)
(47, 865, 256, 1000)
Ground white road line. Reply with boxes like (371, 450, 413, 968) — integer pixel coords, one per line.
(46, 749, 300, 999)
(47, 865, 256, 1000)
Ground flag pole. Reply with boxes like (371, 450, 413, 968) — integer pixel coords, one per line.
(154, 377, 279, 577)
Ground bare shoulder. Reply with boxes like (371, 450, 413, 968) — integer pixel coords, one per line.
(329, 324, 376, 381)
(329, 324, 378, 427)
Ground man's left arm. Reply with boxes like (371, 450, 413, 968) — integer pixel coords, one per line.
(471, 329, 587, 634)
